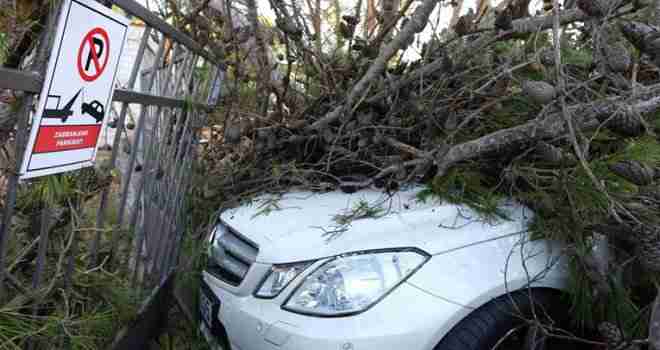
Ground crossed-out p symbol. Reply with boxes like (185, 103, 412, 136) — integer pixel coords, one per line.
(77, 27, 110, 82)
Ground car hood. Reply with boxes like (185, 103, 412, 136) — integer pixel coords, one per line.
(219, 186, 534, 264)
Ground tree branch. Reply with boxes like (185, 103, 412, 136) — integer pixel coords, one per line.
(434, 85, 660, 177)
(306, 0, 441, 131)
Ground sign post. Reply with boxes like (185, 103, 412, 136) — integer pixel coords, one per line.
(19, 0, 128, 180)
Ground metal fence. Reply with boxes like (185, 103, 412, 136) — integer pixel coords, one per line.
(0, 0, 220, 340)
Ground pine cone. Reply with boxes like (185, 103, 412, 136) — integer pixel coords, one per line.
(539, 48, 555, 66)
(619, 21, 660, 59)
(604, 43, 631, 73)
(577, 0, 607, 17)
(521, 80, 557, 105)
(608, 160, 657, 186)
(598, 322, 623, 348)
(605, 111, 645, 137)
(454, 9, 475, 36)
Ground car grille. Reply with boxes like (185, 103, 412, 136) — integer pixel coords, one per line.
(207, 224, 259, 286)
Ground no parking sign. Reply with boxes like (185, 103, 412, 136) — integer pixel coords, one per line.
(20, 0, 128, 179)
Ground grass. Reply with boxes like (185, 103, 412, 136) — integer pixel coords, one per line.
(0, 32, 7, 65)
(0, 267, 139, 350)
(152, 305, 210, 350)
(0, 166, 144, 350)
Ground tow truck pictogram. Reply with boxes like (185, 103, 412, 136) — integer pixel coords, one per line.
(43, 88, 82, 122)
(42, 88, 105, 123)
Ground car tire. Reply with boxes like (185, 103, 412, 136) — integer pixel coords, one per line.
(433, 288, 583, 350)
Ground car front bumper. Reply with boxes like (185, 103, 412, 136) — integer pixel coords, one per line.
(201, 266, 466, 350)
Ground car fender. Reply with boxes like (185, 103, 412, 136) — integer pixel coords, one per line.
(406, 233, 571, 349)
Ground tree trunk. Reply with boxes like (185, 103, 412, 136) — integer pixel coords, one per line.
(366, 0, 378, 37)
(450, 0, 465, 28)
(245, 0, 270, 116)
(380, 0, 400, 41)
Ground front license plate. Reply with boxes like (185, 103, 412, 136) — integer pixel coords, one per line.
(199, 281, 220, 330)
(200, 322, 224, 350)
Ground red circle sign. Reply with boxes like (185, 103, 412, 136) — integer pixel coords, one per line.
(77, 27, 110, 82)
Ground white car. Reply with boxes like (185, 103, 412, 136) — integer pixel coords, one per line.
(199, 185, 582, 350)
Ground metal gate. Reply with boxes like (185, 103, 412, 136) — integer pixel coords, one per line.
(0, 0, 219, 345)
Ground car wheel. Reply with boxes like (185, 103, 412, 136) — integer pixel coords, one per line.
(434, 288, 588, 350)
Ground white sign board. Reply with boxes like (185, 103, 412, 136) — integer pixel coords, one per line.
(20, 0, 128, 180)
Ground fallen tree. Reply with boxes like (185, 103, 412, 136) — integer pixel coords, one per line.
(182, 0, 660, 345)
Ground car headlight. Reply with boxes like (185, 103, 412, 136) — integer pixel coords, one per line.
(283, 250, 429, 316)
(255, 262, 314, 298)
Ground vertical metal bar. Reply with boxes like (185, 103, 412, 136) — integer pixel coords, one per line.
(127, 174, 145, 287)
(89, 26, 153, 267)
(31, 207, 50, 292)
(125, 105, 162, 277)
(64, 199, 80, 291)
(158, 58, 194, 184)
(29, 204, 51, 350)
(111, 34, 168, 260)
(124, 173, 143, 264)
(0, 95, 33, 300)
(162, 145, 194, 275)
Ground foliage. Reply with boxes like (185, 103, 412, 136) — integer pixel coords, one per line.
(0, 267, 139, 350)
(0, 32, 7, 64)
(418, 168, 509, 221)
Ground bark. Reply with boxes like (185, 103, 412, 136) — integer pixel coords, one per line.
(366, 0, 378, 37)
(450, 0, 465, 27)
(245, 0, 271, 116)
(434, 85, 660, 177)
(380, 0, 400, 41)
(304, 0, 322, 55)
(476, 0, 491, 23)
